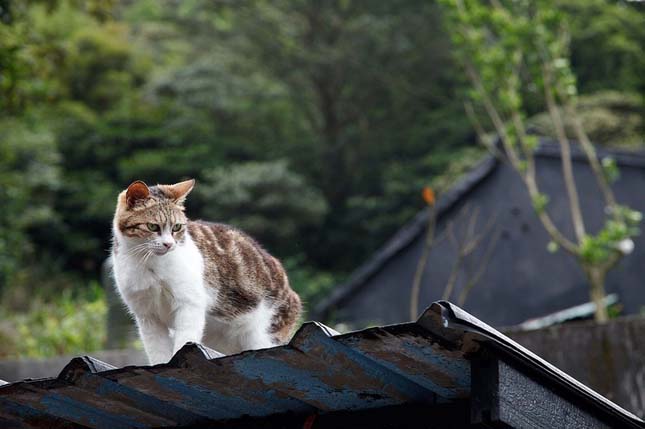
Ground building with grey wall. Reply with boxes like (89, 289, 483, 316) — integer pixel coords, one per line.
(315, 141, 645, 328)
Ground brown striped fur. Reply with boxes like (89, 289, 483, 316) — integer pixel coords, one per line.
(188, 221, 301, 343)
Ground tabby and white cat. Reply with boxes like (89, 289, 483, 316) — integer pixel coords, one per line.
(111, 179, 301, 364)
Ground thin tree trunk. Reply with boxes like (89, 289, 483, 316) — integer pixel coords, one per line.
(585, 265, 609, 323)
(410, 207, 437, 320)
(565, 103, 617, 208)
(442, 254, 463, 302)
(542, 64, 586, 242)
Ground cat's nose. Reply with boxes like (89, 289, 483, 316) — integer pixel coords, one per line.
(162, 242, 174, 249)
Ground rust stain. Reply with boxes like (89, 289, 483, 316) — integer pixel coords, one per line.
(107, 369, 188, 404)
(339, 330, 466, 389)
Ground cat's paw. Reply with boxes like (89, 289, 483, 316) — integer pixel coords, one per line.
(146, 352, 172, 366)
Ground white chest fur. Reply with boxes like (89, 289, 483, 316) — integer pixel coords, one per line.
(112, 235, 209, 323)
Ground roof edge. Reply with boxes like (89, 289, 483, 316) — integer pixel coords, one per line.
(534, 139, 645, 167)
(432, 301, 645, 428)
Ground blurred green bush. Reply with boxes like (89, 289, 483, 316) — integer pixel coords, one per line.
(0, 283, 107, 358)
(528, 91, 644, 149)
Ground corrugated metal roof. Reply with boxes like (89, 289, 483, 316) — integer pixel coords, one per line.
(0, 301, 643, 428)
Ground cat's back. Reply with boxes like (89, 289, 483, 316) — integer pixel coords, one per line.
(188, 220, 300, 327)
(188, 220, 258, 261)
(187, 220, 289, 290)
(189, 220, 300, 338)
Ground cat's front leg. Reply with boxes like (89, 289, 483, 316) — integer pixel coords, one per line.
(136, 315, 173, 365)
(171, 305, 206, 355)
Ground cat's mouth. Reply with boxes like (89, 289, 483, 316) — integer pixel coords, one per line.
(153, 247, 174, 256)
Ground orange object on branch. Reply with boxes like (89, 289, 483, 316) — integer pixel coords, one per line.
(422, 187, 435, 206)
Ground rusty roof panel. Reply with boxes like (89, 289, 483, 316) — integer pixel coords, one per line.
(335, 325, 470, 399)
(0, 301, 643, 428)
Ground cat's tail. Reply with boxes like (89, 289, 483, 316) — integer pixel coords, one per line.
(271, 289, 302, 344)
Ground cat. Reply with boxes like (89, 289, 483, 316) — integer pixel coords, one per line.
(111, 179, 302, 364)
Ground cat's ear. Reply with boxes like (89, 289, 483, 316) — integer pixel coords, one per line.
(166, 179, 195, 205)
(126, 180, 150, 209)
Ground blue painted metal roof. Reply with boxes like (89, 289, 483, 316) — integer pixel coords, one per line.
(0, 301, 643, 428)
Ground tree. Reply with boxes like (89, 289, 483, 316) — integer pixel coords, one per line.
(0, 116, 61, 301)
(559, 0, 645, 95)
(439, 0, 641, 322)
(132, 0, 473, 270)
(197, 160, 328, 257)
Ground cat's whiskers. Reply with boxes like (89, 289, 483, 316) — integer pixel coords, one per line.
(126, 242, 149, 252)
(126, 243, 152, 258)
(140, 249, 154, 267)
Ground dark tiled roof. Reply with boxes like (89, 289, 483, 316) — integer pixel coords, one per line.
(0, 301, 642, 428)
(313, 141, 645, 319)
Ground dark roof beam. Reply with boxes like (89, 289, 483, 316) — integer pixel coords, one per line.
(472, 353, 612, 428)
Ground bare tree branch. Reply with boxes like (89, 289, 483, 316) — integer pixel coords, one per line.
(458, 226, 501, 306)
(442, 206, 497, 301)
(409, 206, 437, 320)
(564, 102, 617, 208)
(462, 210, 497, 255)
(442, 251, 463, 302)
(464, 101, 505, 160)
(541, 61, 586, 242)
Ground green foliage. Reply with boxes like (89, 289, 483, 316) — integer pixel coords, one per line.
(283, 256, 338, 318)
(559, 0, 645, 95)
(607, 303, 622, 319)
(531, 193, 549, 214)
(579, 207, 641, 265)
(547, 241, 559, 254)
(528, 91, 644, 149)
(0, 115, 61, 290)
(0, 283, 107, 358)
(616, 205, 643, 225)
(440, 0, 642, 258)
(440, 0, 576, 119)
(197, 160, 328, 256)
(601, 157, 619, 184)
(579, 233, 615, 266)
(342, 145, 485, 269)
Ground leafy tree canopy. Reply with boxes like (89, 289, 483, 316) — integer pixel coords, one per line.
(0, 0, 642, 316)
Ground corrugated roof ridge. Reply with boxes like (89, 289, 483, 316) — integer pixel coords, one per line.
(290, 321, 439, 404)
(0, 302, 643, 427)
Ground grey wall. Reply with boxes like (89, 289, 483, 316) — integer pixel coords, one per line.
(0, 349, 147, 382)
(334, 155, 645, 328)
(507, 316, 645, 418)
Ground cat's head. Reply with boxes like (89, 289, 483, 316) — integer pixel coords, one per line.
(113, 179, 195, 256)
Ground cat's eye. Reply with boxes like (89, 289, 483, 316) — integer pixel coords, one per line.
(172, 223, 183, 232)
(147, 223, 160, 232)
